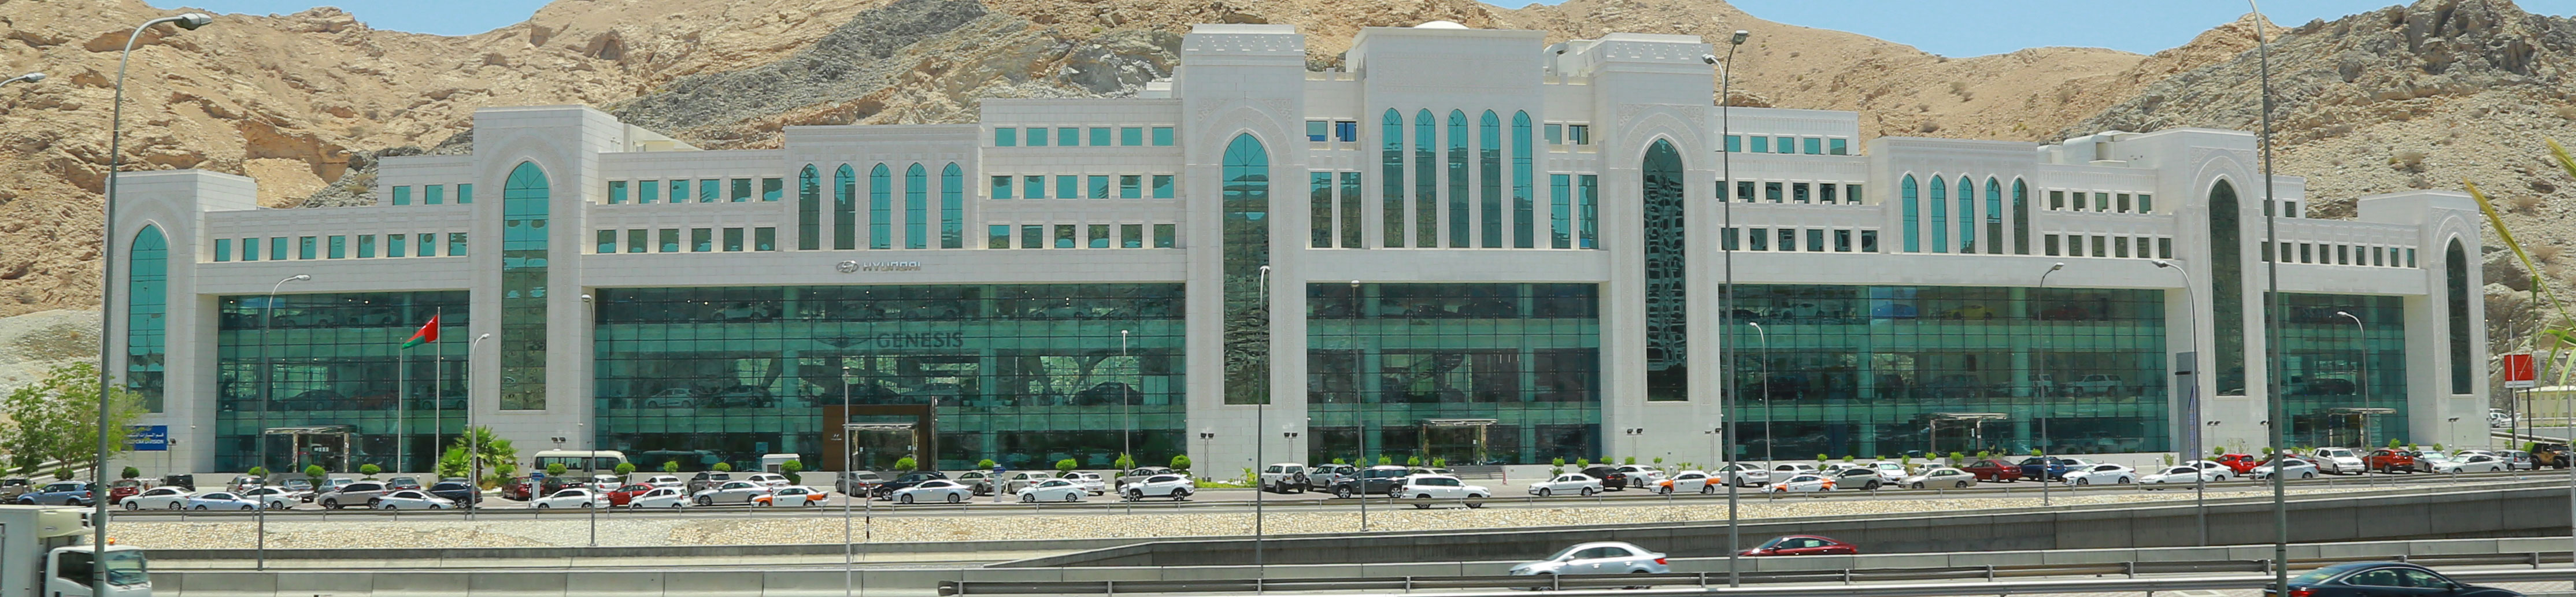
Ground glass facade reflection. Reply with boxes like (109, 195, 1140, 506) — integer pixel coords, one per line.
(127, 226, 168, 412)
(593, 284, 1184, 472)
(1305, 283, 1601, 465)
(214, 291, 472, 472)
(1724, 285, 2168, 459)
(2274, 294, 2408, 447)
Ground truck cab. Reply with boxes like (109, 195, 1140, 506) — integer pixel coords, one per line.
(2, 505, 153, 597)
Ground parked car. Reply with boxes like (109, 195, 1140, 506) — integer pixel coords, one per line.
(1768, 463, 1820, 478)
(745, 473, 793, 489)
(316, 481, 394, 509)
(1065, 472, 1108, 495)
(241, 487, 301, 509)
(1713, 463, 1772, 487)
(1394, 474, 1489, 508)
(2252, 458, 2319, 480)
(0, 479, 32, 502)
(890, 480, 975, 504)
(2272, 562, 2525, 597)
(107, 479, 143, 505)
(386, 476, 423, 491)
(121, 487, 193, 510)
(692, 480, 772, 506)
(1657, 470, 1715, 494)
(1509, 542, 1670, 576)
(1527, 473, 1604, 497)
(628, 487, 691, 509)
(604, 484, 656, 506)
(997, 471, 1056, 495)
(2059, 463, 2137, 485)
(2364, 449, 2419, 474)
(2215, 453, 2264, 474)
(1766, 474, 1834, 493)
(373, 490, 457, 510)
(1739, 535, 1859, 557)
(870, 472, 949, 497)
(1259, 463, 1312, 494)
(834, 471, 881, 496)
(956, 471, 997, 495)
(754, 485, 829, 506)
(1826, 466, 1888, 490)
(2310, 448, 2368, 475)
(428, 481, 482, 507)
(645, 474, 684, 488)
(1114, 466, 1178, 490)
(1612, 465, 1666, 488)
(686, 471, 739, 494)
(157, 474, 195, 491)
(501, 476, 536, 500)
(1304, 463, 1357, 489)
(1015, 479, 1088, 503)
(226, 475, 264, 493)
(2017, 457, 2076, 481)
(2066, 374, 2123, 395)
(1328, 466, 1411, 498)
(2432, 453, 2507, 474)
(1961, 459, 2024, 483)
(2142, 465, 2228, 485)
(1902, 468, 1978, 489)
(2410, 453, 2452, 474)
(2492, 408, 2516, 428)
(531, 488, 608, 509)
(1121, 474, 1196, 501)
(2501, 450, 2537, 470)
(2531, 443, 2571, 469)
(1579, 466, 1633, 491)
(1863, 461, 1911, 483)
(185, 491, 262, 511)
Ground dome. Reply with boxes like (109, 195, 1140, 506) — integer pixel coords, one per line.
(1413, 20, 1469, 29)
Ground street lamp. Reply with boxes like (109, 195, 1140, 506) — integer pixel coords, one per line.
(1349, 279, 1370, 531)
(2152, 259, 2207, 545)
(0, 72, 42, 88)
(1120, 328, 1132, 477)
(2035, 262, 2064, 506)
(257, 275, 310, 472)
(97, 12, 214, 585)
(1707, 28, 1750, 588)
(1747, 321, 1771, 465)
(2244, 2, 2292, 591)
(1254, 264, 1270, 576)
(465, 332, 491, 520)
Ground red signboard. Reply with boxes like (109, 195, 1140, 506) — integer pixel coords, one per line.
(2504, 353, 2536, 388)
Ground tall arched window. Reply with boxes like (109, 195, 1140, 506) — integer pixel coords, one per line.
(1479, 110, 1503, 248)
(1642, 139, 1688, 402)
(126, 225, 166, 413)
(2011, 179, 2031, 254)
(867, 164, 891, 249)
(834, 165, 857, 250)
(1415, 109, 1437, 247)
(2448, 238, 2472, 394)
(1222, 134, 1271, 405)
(1983, 177, 2004, 255)
(1929, 176, 1949, 253)
(1901, 175, 1921, 253)
(1382, 109, 1405, 248)
(1447, 109, 1469, 247)
(797, 165, 821, 250)
(939, 162, 964, 249)
(500, 161, 550, 410)
(1511, 110, 1534, 249)
(1956, 176, 1975, 253)
(903, 164, 928, 249)
(2208, 179, 2246, 395)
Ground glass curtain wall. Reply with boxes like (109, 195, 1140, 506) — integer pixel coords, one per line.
(127, 226, 168, 412)
(1306, 283, 1601, 465)
(1222, 134, 1271, 405)
(2272, 294, 2409, 447)
(593, 284, 1185, 472)
(1724, 285, 2168, 459)
(499, 162, 550, 410)
(213, 291, 471, 472)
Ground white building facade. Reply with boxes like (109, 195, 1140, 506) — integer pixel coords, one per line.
(106, 23, 2488, 476)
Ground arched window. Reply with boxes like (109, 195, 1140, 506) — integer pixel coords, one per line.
(1956, 176, 1975, 254)
(867, 164, 891, 249)
(1447, 109, 1469, 247)
(1983, 177, 2003, 255)
(834, 165, 857, 250)
(500, 161, 550, 410)
(2448, 238, 2472, 394)
(1222, 134, 1271, 405)
(939, 162, 964, 249)
(1929, 176, 1949, 253)
(1382, 109, 1405, 248)
(2208, 179, 2246, 395)
(1642, 138, 1687, 402)
(1479, 110, 1503, 248)
(2011, 179, 2031, 254)
(903, 164, 928, 249)
(1511, 111, 1534, 249)
(1901, 175, 1920, 253)
(1414, 109, 1437, 247)
(797, 165, 821, 250)
(126, 225, 166, 413)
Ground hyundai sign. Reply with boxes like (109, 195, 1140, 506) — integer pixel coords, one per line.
(128, 425, 168, 451)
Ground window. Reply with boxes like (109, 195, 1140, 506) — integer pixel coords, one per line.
(1120, 175, 1142, 199)
(761, 177, 782, 202)
(1850, 184, 1864, 203)
(904, 164, 928, 249)
(448, 231, 467, 256)
(731, 178, 753, 202)
(1957, 176, 1975, 254)
(2092, 235, 2107, 257)
(1020, 224, 1042, 249)
(1512, 111, 1533, 248)
(755, 227, 776, 251)
(1307, 120, 1330, 142)
(2049, 190, 2064, 210)
(1448, 110, 1468, 247)
(1835, 229, 1852, 252)
(1054, 224, 1076, 249)
(1781, 229, 1797, 252)
(1334, 120, 1359, 142)
(1089, 127, 1111, 146)
(1416, 110, 1438, 247)
(1024, 175, 1046, 199)
(1736, 181, 1755, 203)
(2067, 235, 2083, 257)
(2116, 192, 2131, 213)
(1766, 181, 1782, 203)
(798, 165, 822, 249)
(1578, 175, 1597, 249)
(1724, 135, 1741, 153)
(2012, 179, 2031, 255)
(597, 229, 617, 253)
(1829, 138, 1848, 155)
(456, 183, 472, 204)
(1550, 174, 1571, 249)
(1792, 183, 1809, 203)
(1901, 176, 1920, 252)
(940, 163, 964, 248)
(1122, 224, 1144, 249)
(989, 224, 1011, 249)
(1722, 227, 1739, 250)
(1120, 127, 1142, 146)
(609, 180, 627, 204)
(991, 176, 1013, 199)
(1804, 137, 1822, 155)
(327, 235, 346, 258)
(1479, 110, 1502, 248)
(214, 238, 232, 262)
(425, 184, 445, 205)
(1053, 127, 1075, 146)
(1057, 175, 1078, 201)
(1750, 136, 1769, 153)
(1984, 178, 2003, 255)
(1154, 224, 1176, 247)
(1086, 175, 1109, 199)
(2449, 239, 2472, 392)
(1546, 123, 1563, 144)
(627, 229, 646, 254)
(1088, 224, 1111, 249)
(639, 180, 659, 203)
(2045, 235, 2060, 256)
(2140, 194, 2155, 213)
(723, 228, 745, 251)
(658, 229, 679, 253)
(1929, 176, 1948, 253)
(2115, 236, 2130, 258)
(383, 234, 402, 258)
(2094, 192, 2109, 212)
(1153, 175, 1174, 199)
(2160, 238, 2173, 259)
(837, 165, 859, 250)
(1750, 227, 1769, 250)
(1222, 134, 1271, 404)
(1028, 127, 1049, 146)
(1807, 229, 1825, 252)
(1821, 183, 1838, 204)
(298, 236, 317, 259)
(2300, 243, 2312, 263)
(273, 237, 291, 260)
(1152, 127, 1174, 146)
(691, 228, 712, 252)
(1567, 124, 1589, 145)
(699, 179, 720, 203)
(995, 127, 1017, 147)
(669, 180, 687, 205)
(391, 186, 410, 206)
(1860, 230, 1878, 252)
(1311, 172, 1333, 248)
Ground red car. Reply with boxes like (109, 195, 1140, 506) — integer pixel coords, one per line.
(501, 476, 535, 500)
(2214, 454, 2262, 474)
(1739, 535, 1859, 557)
(1960, 459, 2024, 483)
(604, 483, 655, 506)
(2364, 449, 2419, 473)
(106, 479, 143, 505)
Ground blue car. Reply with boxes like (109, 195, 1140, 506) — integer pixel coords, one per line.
(2268, 562, 2521, 597)
(2016, 457, 2074, 481)
(16, 481, 92, 506)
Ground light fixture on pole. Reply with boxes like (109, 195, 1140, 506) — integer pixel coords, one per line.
(1253, 264, 1271, 577)
(2152, 259, 2207, 545)
(2035, 262, 2064, 506)
(97, 12, 215, 588)
(0, 72, 43, 88)
(1708, 27, 1749, 588)
(1747, 321, 1771, 465)
(2245, 3, 2292, 590)
(465, 332, 491, 520)
(1350, 279, 1368, 531)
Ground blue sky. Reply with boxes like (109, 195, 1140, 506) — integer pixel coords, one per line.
(158, 1, 2576, 57)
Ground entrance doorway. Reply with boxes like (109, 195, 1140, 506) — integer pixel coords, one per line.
(1419, 418, 1496, 466)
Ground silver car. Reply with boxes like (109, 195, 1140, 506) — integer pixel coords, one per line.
(691, 480, 772, 506)
(1509, 541, 1670, 576)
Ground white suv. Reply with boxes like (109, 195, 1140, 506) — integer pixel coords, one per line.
(1258, 463, 1311, 494)
(1395, 474, 1489, 509)
(1122, 474, 1195, 501)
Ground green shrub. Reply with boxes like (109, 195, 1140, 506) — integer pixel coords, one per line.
(1115, 453, 1136, 470)
(780, 460, 804, 484)
(712, 462, 733, 472)
(1623, 457, 1637, 465)
(546, 462, 568, 477)
(1330, 457, 1346, 465)
(1378, 454, 1393, 466)
(1407, 455, 1423, 467)
(1056, 458, 1078, 473)
(660, 461, 680, 473)
(247, 466, 269, 477)
(1169, 454, 1191, 472)
(359, 463, 382, 477)
(303, 464, 325, 483)
(976, 459, 997, 471)
(893, 457, 917, 472)
(613, 462, 637, 476)
(120, 466, 140, 480)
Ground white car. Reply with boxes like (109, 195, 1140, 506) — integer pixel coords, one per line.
(186, 491, 262, 511)
(1766, 474, 1834, 494)
(1016, 479, 1088, 503)
(2179, 459, 2233, 479)
(1770, 463, 1819, 478)
(1508, 541, 1671, 576)
(755, 485, 830, 506)
(1612, 465, 1665, 487)
(628, 487, 690, 509)
(1657, 470, 1715, 494)
(1527, 473, 1603, 497)
(891, 480, 975, 504)
(745, 473, 793, 488)
(2413, 453, 2455, 473)
(691, 480, 773, 506)
(2057, 463, 2136, 486)
(1120, 474, 1196, 501)
(1713, 463, 1771, 487)
(644, 475, 683, 488)
(374, 490, 458, 510)
(1396, 474, 1490, 508)
(2140, 465, 2229, 485)
(1065, 472, 1107, 495)
(1901, 467, 1978, 489)
(2433, 453, 2507, 473)
(240, 487, 302, 509)
(2251, 458, 2319, 480)
(2309, 448, 2367, 475)
(1865, 461, 1911, 483)
(531, 488, 608, 509)
(121, 487, 192, 511)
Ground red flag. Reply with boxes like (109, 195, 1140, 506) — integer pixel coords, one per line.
(401, 314, 440, 348)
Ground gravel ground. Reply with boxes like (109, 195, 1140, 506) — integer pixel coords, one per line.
(113, 488, 2337, 550)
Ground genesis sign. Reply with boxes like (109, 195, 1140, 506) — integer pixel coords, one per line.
(837, 261, 923, 273)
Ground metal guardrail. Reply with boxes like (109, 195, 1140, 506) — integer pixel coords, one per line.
(938, 554, 2576, 596)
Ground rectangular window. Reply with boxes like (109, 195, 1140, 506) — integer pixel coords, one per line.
(1807, 229, 1825, 252)
(1765, 181, 1782, 203)
(692, 228, 713, 252)
(1089, 127, 1111, 146)
(1334, 121, 1359, 142)
(1023, 175, 1046, 199)
(456, 183, 472, 203)
(995, 127, 1017, 147)
(1750, 136, 1770, 153)
(298, 236, 317, 259)
(1057, 127, 1078, 146)
(2093, 192, 2109, 212)
(2160, 238, 2173, 259)
(2300, 243, 2312, 264)
(597, 229, 617, 253)
(2045, 235, 2061, 256)
(326, 235, 346, 259)
(2337, 244, 2350, 265)
(1567, 124, 1590, 145)
(1724, 135, 1741, 153)
(1054, 224, 1076, 249)
(1120, 175, 1142, 199)
(723, 228, 745, 251)
(425, 184, 444, 205)
(2138, 194, 2153, 212)
(242, 237, 261, 261)
(1829, 138, 1849, 155)
(384, 234, 403, 258)
(214, 238, 232, 262)
(1849, 184, 1863, 203)
(2408, 248, 2417, 268)
(1122, 223, 1144, 249)
(2261, 242, 2273, 262)
(1311, 172, 1333, 248)
(1546, 124, 1564, 144)
(2116, 192, 2131, 213)
(761, 177, 782, 202)
(1578, 175, 1598, 249)
(1340, 171, 1363, 249)
(1735, 181, 1755, 203)
(1120, 127, 1143, 146)
(1021, 224, 1043, 249)
(699, 179, 721, 203)
(447, 232, 466, 256)
(669, 180, 687, 205)
(1056, 175, 1078, 200)
(2373, 246, 2385, 266)
(991, 176, 1013, 199)
(639, 180, 658, 203)
(1550, 174, 1571, 249)
(1152, 127, 1174, 146)
(989, 224, 1011, 249)
(1088, 224, 1111, 249)
(1087, 175, 1110, 199)
(1804, 137, 1823, 155)
(1722, 227, 1739, 250)
(1306, 120, 1329, 142)
(730, 178, 753, 202)
(2049, 190, 2065, 210)
(1792, 182, 1810, 203)
(1835, 229, 1852, 252)
(756, 227, 776, 251)
(1749, 228, 1769, 251)
(658, 229, 679, 253)
(1820, 183, 1838, 204)
(609, 181, 627, 204)
(1152, 175, 1175, 198)
(1154, 224, 1176, 248)
(391, 186, 410, 206)
(627, 229, 646, 254)
(1780, 228, 1797, 252)
(1860, 230, 1879, 253)
(2091, 235, 2107, 257)
(1028, 127, 1049, 146)
(2114, 236, 2130, 258)
(273, 237, 291, 260)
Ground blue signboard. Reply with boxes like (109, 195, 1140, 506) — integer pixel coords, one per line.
(128, 425, 168, 451)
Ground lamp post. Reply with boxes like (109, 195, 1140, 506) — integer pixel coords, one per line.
(1254, 264, 1270, 576)
(1350, 280, 1370, 531)
(580, 295, 596, 546)
(257, 274, 309, 474)
(1120, 328, 1132, 477)
(0, 72, 42, 88)
(2246, 3, 2292, 589)
(2037, 262, 2063, 506)
(99, 13, 216, 587)
(465, 332, 491, 520)
(2152, 259, 2206, 545)
(1707, 28, 1750, 588)
(1748, 321, 1772, 464)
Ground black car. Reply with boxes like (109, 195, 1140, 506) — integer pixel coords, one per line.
(1580, 465, 1630, 491)
(870, 471, 950, 497)
(2271, 562, 2521, 597)
(428, 481, 483, 507)
(1327, 466, 1411, 498)
(158, 474, 195, 491)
